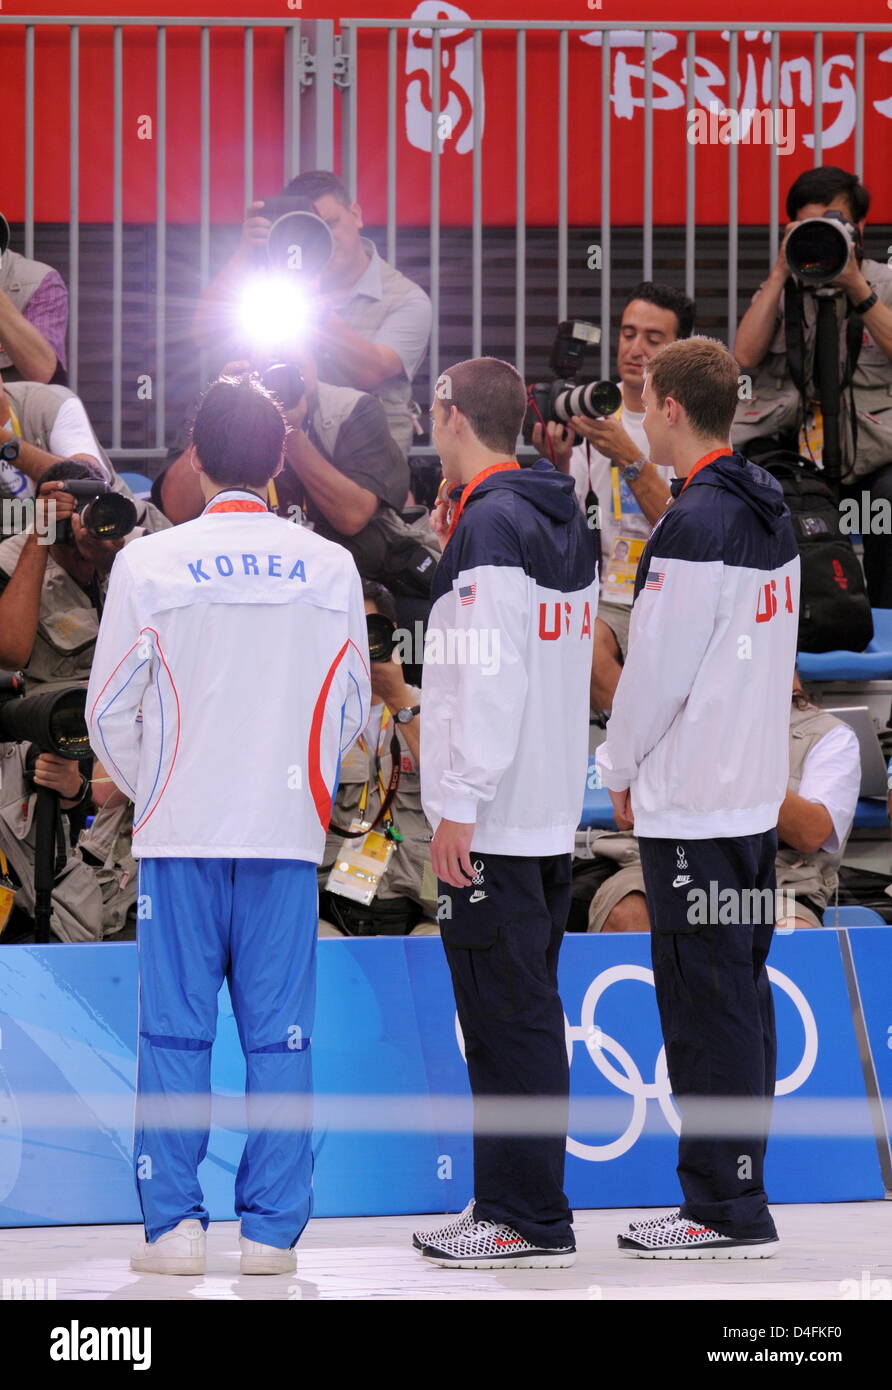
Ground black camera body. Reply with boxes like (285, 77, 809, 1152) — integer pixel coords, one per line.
(52, 478, 137, 547)
(786, 210, 863, 286)
(524, 320, 622, 445)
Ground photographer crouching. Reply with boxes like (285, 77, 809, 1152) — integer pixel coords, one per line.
(318, 580, 436, 937)
(0, 463, 168, 942)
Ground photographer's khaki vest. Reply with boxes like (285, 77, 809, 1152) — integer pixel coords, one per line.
(0, 250, 58, 376)
(775, 703, 850, 912)
(732, 257, 892, 481)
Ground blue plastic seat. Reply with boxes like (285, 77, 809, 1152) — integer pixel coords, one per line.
(118, 471, 153, 498)
(821, 904, 886, 926)
(580, 761, 617, 829)
(852, 797, 890, 831)
(580, 764, 889, 834)
(797, 608, 892, 681)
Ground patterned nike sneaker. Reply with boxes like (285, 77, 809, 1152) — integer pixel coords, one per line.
(422, 1219, 576, 1269)
(412, 1200, 476, 1251)
(628, 1209, 680, 1231)
(618, 1212, 779, 1259)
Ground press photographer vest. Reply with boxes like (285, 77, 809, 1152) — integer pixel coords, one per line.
(315, 254, 419, 458)
(732, 257, 892, 482)
(775, 703, 848, 912)
(0, 250, 57, 377)
(0, 530, 103, 684)
(305, 381, 440, 592)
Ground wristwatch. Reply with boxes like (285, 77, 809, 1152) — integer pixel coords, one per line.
(620, 456, 648, 483)
(852, 290, 878, 315)
(395, 704, 421, 725)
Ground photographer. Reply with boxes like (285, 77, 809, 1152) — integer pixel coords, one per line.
(155, 356, 439, 598)
(0, 228, 68, 384)
(533, 283, 694, 710)
(734, 166, 892, 606)
(0, 461, 168, 685)
(318, 580, 437, 938)
(0, 464, 168, 941)
(192, 170, 432, 458)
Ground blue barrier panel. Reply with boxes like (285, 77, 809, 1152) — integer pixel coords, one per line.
(845, 925, 892, 1151)
(0, 930, 885, 1227)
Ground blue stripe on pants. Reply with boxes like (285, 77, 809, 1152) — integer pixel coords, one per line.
(134, 856, 317, 1248)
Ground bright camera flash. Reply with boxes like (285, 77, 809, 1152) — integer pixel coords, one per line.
(240, 276, 308, 349)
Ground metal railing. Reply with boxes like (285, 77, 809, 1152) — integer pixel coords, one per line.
(340, 19, 889, 387)
(3, 14, 305, 460)
(3, 16, 892, 462)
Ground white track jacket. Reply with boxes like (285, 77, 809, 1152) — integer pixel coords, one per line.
(86, 490, 371, 860)
(596, 451, 801, 839)
(421, 462, 599, 856)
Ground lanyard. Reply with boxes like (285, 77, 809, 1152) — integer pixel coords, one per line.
(445, 460, 520, 544)
(329, 707, 404, 839)
(679, 446, 731, 494)
(355, 708, 393, 822)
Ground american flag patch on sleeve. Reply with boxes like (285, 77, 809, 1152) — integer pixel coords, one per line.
(644, 570, 665, 592)
(458, 583, 477, 606)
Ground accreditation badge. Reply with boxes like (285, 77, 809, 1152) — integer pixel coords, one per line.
(0, 851, 16, 937)
(325, 819, 396, 906)
(601, 534, 647, 605)
(798, 404, 824, 465)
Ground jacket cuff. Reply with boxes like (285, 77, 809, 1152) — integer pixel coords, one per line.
(594, 748, 633, 794)
(439, 791, 479, 824)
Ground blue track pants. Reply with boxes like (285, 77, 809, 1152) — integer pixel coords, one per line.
(134, 856, 317, 1248)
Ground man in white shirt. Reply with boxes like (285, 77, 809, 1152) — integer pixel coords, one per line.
(534, 282, 695, 709)
(579, 673, 861, 933)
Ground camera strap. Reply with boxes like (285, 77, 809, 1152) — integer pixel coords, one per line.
(329, 712, 403, 839)
(784, 278, 864, 460)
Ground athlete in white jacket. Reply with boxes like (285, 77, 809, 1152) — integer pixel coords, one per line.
(87, 374, 370, 1276)
(598, 338, 799, 1260)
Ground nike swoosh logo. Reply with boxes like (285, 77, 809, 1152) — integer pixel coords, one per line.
(469, 891, 488, 903)
(672, 875, 692, 888)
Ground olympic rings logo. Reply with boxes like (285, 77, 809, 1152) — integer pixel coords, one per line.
(455, 964, 818, 1162)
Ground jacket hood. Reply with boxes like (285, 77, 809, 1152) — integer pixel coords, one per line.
(673, 451, 789, 534)
(453, 460, 580, 523)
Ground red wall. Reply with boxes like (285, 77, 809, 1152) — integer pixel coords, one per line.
(5, 4, 892, 226)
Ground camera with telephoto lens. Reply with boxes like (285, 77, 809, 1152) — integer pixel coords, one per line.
(51, 477, 137, 546)
(260, 195, 334, 280)
(260, 361, 306, 411)
(785, 210, 863, 286)
(366, 612, 399, 664)
(523, 320, 623, 445)
(0, 673, 90, 760)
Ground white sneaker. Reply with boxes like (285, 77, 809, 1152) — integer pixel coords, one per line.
(618, 1212, 780, 1259)
(239, 1231, 297, 1275)
(421, 1218, 576, 1269)
(130, 1218, 206, 1275)
(411, 1199, 476, 1251)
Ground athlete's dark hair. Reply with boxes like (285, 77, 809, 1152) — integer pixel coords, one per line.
(282, 170, 352, 207)
(190, 374, 287, 489)
(786, 166, 870, 223)
(624, 282, 696, 340)
(435, 357, 527, 455)
(647, 336, 740, 440)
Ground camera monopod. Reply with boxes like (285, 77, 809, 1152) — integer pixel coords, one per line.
(0, 676, 91, 943)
